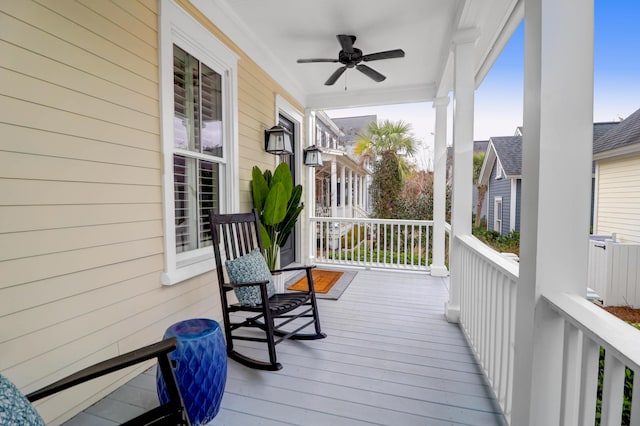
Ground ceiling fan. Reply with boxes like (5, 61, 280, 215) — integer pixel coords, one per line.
(297, 34, 405, 86)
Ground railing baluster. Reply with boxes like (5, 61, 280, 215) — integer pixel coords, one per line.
(601, 351, 625, 426)
(560, 322, 582, 425)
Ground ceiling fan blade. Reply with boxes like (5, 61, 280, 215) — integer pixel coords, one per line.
(297, 58, 339, 63)
(325, 66, 347, 85)
(356, 64, 386, 82)
(362, 49, 406, 62)
(336, 34, 356, 53)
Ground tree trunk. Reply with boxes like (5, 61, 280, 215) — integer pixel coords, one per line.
(475, 185, 487, 228)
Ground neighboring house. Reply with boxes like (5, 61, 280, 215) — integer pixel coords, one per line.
(313, 112, 371, 217)
(446, 140, 489, 219)
(593, 108, 640, 242)
(332, 115, 377, 158)
(480, 122, 621, 235)
(479, 136, 522, 235)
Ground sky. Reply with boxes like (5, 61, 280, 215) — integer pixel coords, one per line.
(327, 0, 640, 171)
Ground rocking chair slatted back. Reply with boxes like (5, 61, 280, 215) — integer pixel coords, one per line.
(211, 209, 262, 262)
(208, 209, 326, 370)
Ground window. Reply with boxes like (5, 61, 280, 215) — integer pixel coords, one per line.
(494, 197, 503, 234)
(173, 46, 222, 254)
(160, 1, 238, 285)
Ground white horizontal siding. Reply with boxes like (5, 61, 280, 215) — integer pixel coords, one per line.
(596, 156, 640, 243)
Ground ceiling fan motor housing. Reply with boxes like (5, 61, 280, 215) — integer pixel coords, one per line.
(339, 48, 363, 68)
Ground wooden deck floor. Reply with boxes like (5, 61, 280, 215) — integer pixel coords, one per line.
(64, 269, 506, 425)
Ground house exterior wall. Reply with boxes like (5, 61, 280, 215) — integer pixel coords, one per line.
(596, 155, 640, 243)
(486, 162, 512, 234)
(0, 1, 303, 423)
(515, 179, 522, 232)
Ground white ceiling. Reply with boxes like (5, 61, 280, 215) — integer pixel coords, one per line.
(197, 0, 522, 109)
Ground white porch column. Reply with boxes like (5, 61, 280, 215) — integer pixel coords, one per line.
(348, 169, 354, 216)
(305, 109, 316, 263)
(430, 96, 450, 277)
(511, 0, 594, 424)
(330, 159, 338, 217)
(446, 29, 478, 323)
(339, 164, 346, 217)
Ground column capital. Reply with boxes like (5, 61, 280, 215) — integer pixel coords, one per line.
(452, 27, 480, 46)
(433, 96, 450, 108)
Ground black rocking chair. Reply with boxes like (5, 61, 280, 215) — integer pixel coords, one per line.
(208, 209, 326, 370)
(22, 338, 189, 425)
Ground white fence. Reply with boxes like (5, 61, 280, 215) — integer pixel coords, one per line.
(455, 234, 519, 422)
(309, 216, 433, 271)
(588, 236, 640, 308)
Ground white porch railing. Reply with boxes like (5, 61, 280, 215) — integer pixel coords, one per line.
(455, 234, 518, 423)
(455, 233, 640, 425)
(543, 292, 640, 425)
(309, 216, 433, 271)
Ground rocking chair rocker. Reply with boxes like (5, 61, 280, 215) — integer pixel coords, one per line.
(208, 209, 326, 370)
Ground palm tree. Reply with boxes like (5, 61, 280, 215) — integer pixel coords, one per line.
(354, 119, 419, 176)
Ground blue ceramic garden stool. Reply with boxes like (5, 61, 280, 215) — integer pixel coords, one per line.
(156, 318, 227, 425)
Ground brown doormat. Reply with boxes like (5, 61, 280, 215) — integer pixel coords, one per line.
(287, 269, 343, 294)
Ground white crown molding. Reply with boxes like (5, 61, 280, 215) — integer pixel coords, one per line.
(191, 0, 306, 106)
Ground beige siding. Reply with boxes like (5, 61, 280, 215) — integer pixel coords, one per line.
(596, 155, 640, 243)
(0, 0, 305, 424)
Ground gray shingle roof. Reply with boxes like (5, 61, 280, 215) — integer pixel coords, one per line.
(491, 136, 522, 176)
(593, 108, 640, 154)
(332, 115, 377, 142)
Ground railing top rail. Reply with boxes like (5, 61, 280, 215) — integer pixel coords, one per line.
(543, 292, 640, 369)
(455, 234, 519, 281)
(309, 216, 434, 226)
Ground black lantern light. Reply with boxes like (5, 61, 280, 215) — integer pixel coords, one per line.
(303, 145, 323, 167)
(264, 125, 293, 155)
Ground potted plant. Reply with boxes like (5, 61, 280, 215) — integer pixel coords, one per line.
(251, 163, 304, 272)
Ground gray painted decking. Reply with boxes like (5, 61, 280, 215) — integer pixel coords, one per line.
(64, 269, 506, 426)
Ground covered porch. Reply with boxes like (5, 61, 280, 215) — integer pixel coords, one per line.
(65, 269, 506, 425)
(3, 0, 640, 425)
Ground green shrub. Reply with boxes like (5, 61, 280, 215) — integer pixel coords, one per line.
(473, 228, 520, 255)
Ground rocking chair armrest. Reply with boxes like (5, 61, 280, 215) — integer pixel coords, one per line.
(271, 264, 316, 274)
(225, 279, 271, 288)
(27, 338, 178, 402)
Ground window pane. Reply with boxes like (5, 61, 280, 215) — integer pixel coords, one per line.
(173, 46, 223, 157)
(173, 45, 200, 152)
(199, 159, 219, 247)
(201, 63, 223, 157)
(174, 155, 198, 253)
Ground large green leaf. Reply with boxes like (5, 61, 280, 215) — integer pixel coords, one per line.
(277, 204, 304, 247)
(259, 222, 272, 248)
(271, 162, 292, 200)
(262, 182, 288, 225)
(251, 166, 269, 212)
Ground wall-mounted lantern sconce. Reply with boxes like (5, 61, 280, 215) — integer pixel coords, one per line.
(264, 125, 293, 155)
(303, 145, 323, 167)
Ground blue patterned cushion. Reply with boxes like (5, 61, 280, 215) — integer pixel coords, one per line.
(0, 375, 45, 426)
(225, 249, 275, 307)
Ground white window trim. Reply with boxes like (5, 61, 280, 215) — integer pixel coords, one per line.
(159, 0, 239, 285)
(494, 196, 503, 234)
